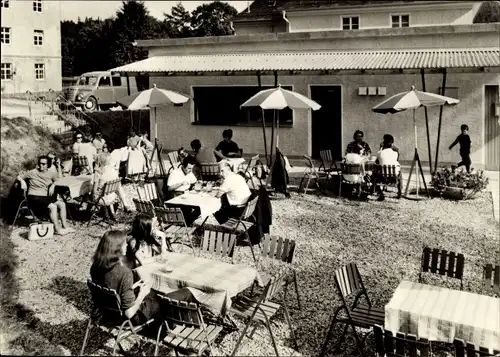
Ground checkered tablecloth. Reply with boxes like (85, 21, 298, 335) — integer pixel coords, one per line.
(165, 192, 221, 218)
(386, 281, 500, 351)
(135, 253, 262, 316)
(53, 175, 93, 199)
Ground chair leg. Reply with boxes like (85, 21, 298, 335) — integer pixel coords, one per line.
(282, 300, 299, 351)
(292, 271, 302, 310)
(154, 323, 164, 356)
(260, 309, 280, 356)
(80, 318, 93, 355)
(319, 309, 343, 357)
(112, 320, 129, 355)
(349, 323, 366, 357)
(11, 202, 25, 229)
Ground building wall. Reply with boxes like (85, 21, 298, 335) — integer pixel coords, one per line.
(234, 21, 287, 35)
(153, 71, 498, 168)
(1, 0, 62, 94)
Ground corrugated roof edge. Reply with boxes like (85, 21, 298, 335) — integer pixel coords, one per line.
(134, 23, 499, 48)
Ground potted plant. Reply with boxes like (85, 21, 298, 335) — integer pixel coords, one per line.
(430, 167, 489, 200)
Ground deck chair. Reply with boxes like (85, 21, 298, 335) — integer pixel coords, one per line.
(320, 263, 384, 357)
(196, 195, 260, 262)
(339, 163, 363, 198)
(201, 230, 237, 263)
(242, 155, 260, 189)
(167, 151, 181, 174)
(133, 198, 156, 217)
(72, 155, 91, 175)
(319, 149, 337, 174)
(373, 325, 430, 357)
(81, 179, 121, 226)
(155, 206, 197, 254)
(200, 163, 221, 182)
(453, 338, 500, 357)
(482, 264, 500, 296)
(230, 268, 298, 357)
(419, 247, 465, 290)
(11, 186, 36, 229)
(154, 296, 223, 356)
(80, 280, 155, 356)
(299, 155, 328, 196)
(136, 181, 162, 206)
(254, 235, 302, 310)
(372, 164, 402, 199)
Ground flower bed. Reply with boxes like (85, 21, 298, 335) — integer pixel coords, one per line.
(430, 167, 489, 200)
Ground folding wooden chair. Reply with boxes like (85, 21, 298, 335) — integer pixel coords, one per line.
(154, 296, 223, 356)
(299, 155, 328, 196)
(230, 268, 298, 357)
(136, 181, 162, 206)
(80, 280, 155, 356)
(200, 163, 221, 182)
(373, 325, 430, 357)
(453, 338, 500, 357)
(482, 264, 500, 296)
(373, 164, 402, 199)
(339, 163, 363, 198)
(133, 198, 156, 217)
(72, 155, 91, 175)
(11, 186, 36, 229)
(155, 206, 197, 254)
(320, 263, 385, 357)
(201, 230, 237, 263)
(242, 155, 259, 189)
(81, 179, 121, 226)
(167, 151, 181, 175)
(254, 235, 301, 310)
(319, 149, 337, 174)
(419, 246, 465, 290)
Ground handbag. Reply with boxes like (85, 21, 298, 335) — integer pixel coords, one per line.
(28, 222, 54, 241)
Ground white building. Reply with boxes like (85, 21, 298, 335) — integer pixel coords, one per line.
(1, 0, 62, 94)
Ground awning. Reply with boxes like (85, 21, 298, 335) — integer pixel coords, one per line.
(110, 48, 499, 74)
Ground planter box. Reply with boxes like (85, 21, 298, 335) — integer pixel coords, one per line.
(432, 186, 480, 200)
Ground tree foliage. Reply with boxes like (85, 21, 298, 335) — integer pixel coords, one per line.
(473, 1, 500, 23)
(61, 1, 238, 76)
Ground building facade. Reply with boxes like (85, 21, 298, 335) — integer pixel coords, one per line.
(111, 1, 500, 170)
(1, 0, 62, 94)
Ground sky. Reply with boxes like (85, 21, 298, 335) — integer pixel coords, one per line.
(60, 0, 249, 21)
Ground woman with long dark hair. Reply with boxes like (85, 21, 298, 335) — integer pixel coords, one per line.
(127, 214, 168, 267)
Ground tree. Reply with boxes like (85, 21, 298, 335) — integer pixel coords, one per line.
(164, 2, 193, 38)
(190, 1, 238, 37)
(474, 1, 500, 23)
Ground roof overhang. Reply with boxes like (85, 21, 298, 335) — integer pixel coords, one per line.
(110, 48, 499, 76)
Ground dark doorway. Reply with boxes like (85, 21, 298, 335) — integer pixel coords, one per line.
(310, 85, 342, 160)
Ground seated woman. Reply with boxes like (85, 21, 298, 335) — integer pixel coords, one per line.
(374, 134, 402, 201)
(126, 214, 168, 268)
(215, 129, 242, 161)
(345, 130, 372, 158)
(90, 230, 194, 325)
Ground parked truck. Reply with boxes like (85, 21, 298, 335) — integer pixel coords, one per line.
(60, 71, 138, 111)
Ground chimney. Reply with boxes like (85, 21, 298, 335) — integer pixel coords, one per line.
(247, 0, 250, 13)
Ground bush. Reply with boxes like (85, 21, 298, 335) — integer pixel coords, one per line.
(430, 167, 489, 200)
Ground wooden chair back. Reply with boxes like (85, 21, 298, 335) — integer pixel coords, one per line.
(260, 235, 296, 264)
(319, 150, 333, 168)
(420, 247, 465, 289)
(156, 206, 186, 227)
(262, 268, 289, 302)
(303, 155, 315, 170)
(72, 155, 90, 175)
(482, 264, 500, 295)
(333, 262, 372, 311)
(200, 163, 221, 181)
(377, 164, 400, 178)
(241, 195, 259, 220)
(137, 182, 158, 202)
(157, 295, 202, 328)
(101, 179, 121, 197)
(87, 279, 123, 320)
(133, 199, 156, 217)
(244, 155, 259, 174)
(341, 163, 362, 175)
(374, 325, 430, 357)
(202, 230, 237, 258)
(168, 151, 180, 168)
(453, 339, 500, 357)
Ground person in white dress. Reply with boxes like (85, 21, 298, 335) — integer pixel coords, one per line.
(374, 134, 402, 201)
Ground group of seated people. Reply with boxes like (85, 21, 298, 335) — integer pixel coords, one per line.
(344, 130, 402, 200)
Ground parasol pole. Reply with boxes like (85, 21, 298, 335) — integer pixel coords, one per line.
(154, 106, 158, 141)
(261, 108, 268, 165)
(414, 108, 419, 197)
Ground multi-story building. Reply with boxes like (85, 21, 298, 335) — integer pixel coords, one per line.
(111, 0, 500, 170)
(1, 0, 62, 94)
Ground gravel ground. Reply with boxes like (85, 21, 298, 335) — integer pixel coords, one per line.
(8, 187, 499, 356)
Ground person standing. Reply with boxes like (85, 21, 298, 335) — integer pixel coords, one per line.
(92, 132, 106, 154)
(449, 124, 472, 173)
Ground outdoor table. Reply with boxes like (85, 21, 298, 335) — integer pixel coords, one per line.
(53, 174, 93, 199)
(385, 280, 500, 351)
(135, 252, 263, 316)
(165, 191, 221, 218)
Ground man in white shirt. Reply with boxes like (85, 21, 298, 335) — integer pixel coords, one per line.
(374, 134, 402, 200)
(213, 163, 252, 224)
(167, 156, 197, 195)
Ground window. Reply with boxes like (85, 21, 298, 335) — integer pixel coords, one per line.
(34, 63, 45, 80)
(1, 0, 9, 8)
(1, 63, 13, 80)
(98, 76, 111, 86)
(33, 0, 42, 12)
(1, 27, 11, 44)
(342, 16, 359, 30)
(111, 75, 122, 86)
(33, 30, 43, 46)
(391, 14, 410, 28)
(193, 86, 294, 126)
